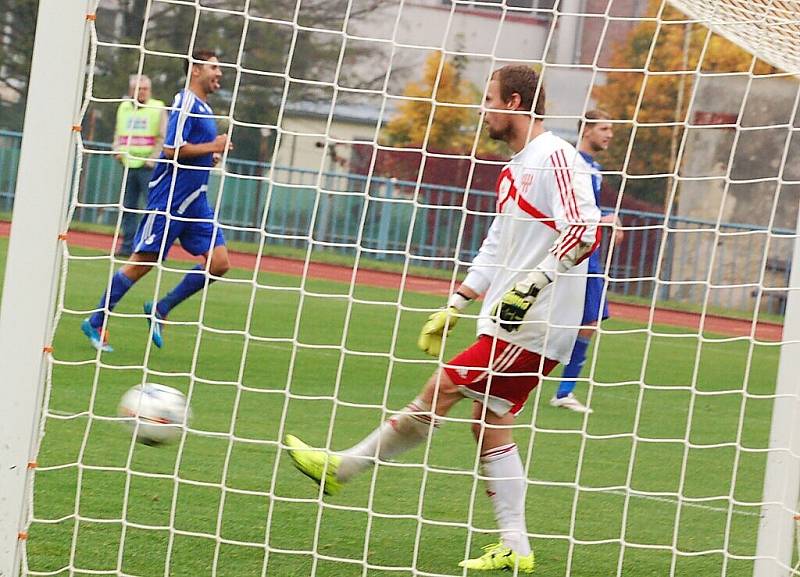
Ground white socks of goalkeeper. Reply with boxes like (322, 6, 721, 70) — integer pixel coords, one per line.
(481, 443, 532, 557)
(336, 398, 437, 482)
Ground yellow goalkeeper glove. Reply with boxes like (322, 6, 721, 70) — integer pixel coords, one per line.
(417, 292, 472, 357)
(492, 270, 552, 332)
(417, 308, 459, 357)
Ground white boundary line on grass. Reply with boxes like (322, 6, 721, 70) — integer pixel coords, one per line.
(598, 489, 760, 517)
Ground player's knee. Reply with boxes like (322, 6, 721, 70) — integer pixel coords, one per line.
(121, 263, 152, 282)
(471, 421, 483, 440)
(422, 371, 461, 414)
(433, 377, 460, 399)
(210, 259, 230, 277)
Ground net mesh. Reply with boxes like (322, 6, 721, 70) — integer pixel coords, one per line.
(14, 0, 800, 576)
(667, 0, 800, 74)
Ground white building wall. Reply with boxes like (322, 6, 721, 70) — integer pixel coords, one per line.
(272, 114, 379, 178)
(273, 0, 606, 173)
(92, 0, 619, 173)
(344, 0, 597, 138)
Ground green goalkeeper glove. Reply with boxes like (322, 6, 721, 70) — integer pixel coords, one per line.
(492, 270, 552, 332)
(417, 292, 472, 357)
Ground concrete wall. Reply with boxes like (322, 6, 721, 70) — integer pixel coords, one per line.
(671, 75, 800, 314)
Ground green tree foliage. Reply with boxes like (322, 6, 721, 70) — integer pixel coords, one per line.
(89, 0, 381, 160)
(0, 0, 37, 131)
(592, 0, 777, 205)
(3, 0, 378, 161)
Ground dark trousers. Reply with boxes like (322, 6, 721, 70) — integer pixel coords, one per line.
(119, 166, 152, 254)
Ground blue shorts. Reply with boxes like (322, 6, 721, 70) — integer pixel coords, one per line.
(133, 196, 225, 258)
(582, 275, 610, 325)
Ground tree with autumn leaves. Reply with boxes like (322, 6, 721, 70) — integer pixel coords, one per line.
(592, 0, 777, 205)
(381, 52, 509, 159)
(383, 3, 777, 206)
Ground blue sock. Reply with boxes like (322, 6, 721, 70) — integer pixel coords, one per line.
(557, 336, 591, 398)
(156, 265, 211, 317)
(89, 270, 135, 328)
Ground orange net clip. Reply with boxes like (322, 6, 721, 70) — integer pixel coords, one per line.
(27, 461, 38, 470)
(43, 345, 54, 354)
(18, 532, 28, 541)
(58, 233, 68, 241)
(85, 13, 97, 21)
(71, 125, 82, 132)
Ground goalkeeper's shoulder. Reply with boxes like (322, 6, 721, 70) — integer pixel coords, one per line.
(532, 132, 579, 165)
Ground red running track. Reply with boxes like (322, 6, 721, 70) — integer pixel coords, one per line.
(0, 221, 783, 341)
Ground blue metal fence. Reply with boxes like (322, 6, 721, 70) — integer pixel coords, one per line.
(0, 130, 20, 213)
(0, 129, 791, 315)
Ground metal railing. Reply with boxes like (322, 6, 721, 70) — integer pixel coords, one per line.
(0, 129, 791, 315)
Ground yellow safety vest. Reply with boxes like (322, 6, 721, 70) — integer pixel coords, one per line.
(115, 98, 165, 169)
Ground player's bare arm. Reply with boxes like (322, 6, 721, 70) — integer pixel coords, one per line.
(162, 134, 232, 160)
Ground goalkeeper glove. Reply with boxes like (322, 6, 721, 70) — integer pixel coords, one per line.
(492, 269, 552, 332)
(418, 292, 471, 357)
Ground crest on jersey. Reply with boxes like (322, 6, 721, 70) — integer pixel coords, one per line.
(496, 168, 516, 212)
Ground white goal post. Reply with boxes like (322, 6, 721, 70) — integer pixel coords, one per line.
(1, 1, 800, 576)
(756, 200, 800, 576)
(665, 3, 800, 575)
(0, 2, 93, 576)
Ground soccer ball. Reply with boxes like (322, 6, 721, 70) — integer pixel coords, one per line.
(118, 383, 190, 445)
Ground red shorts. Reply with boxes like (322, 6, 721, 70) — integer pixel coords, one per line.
(443, 335, 558, 416)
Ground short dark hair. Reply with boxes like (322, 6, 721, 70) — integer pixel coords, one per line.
(187, 49, 217, 77)
(578, 109, 611, 133)
(491, 65, 545, 117)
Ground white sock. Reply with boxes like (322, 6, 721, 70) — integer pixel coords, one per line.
(481, 443, 532, 557)
(336, 398, 437, 482)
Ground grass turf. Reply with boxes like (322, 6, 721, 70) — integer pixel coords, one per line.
(0, 239, 778, 576)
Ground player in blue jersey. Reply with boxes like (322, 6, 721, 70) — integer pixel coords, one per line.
(82, 49, 232, 352)
(550, 109, 623, 413)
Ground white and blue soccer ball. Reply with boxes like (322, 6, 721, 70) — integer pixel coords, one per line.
(118, 383, 190, 445)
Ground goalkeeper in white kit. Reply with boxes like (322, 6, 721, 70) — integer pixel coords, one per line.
(285, 65, 600, 574)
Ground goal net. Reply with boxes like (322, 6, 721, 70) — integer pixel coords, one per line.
(7, 0, 800, 576)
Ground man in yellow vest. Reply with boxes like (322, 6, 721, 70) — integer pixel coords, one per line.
(114, 74, 167, 256)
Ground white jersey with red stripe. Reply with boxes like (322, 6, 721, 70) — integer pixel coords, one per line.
(465, 131, 601, 364)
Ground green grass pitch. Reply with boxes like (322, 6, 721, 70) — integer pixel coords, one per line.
(0, 239, 778, 576)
